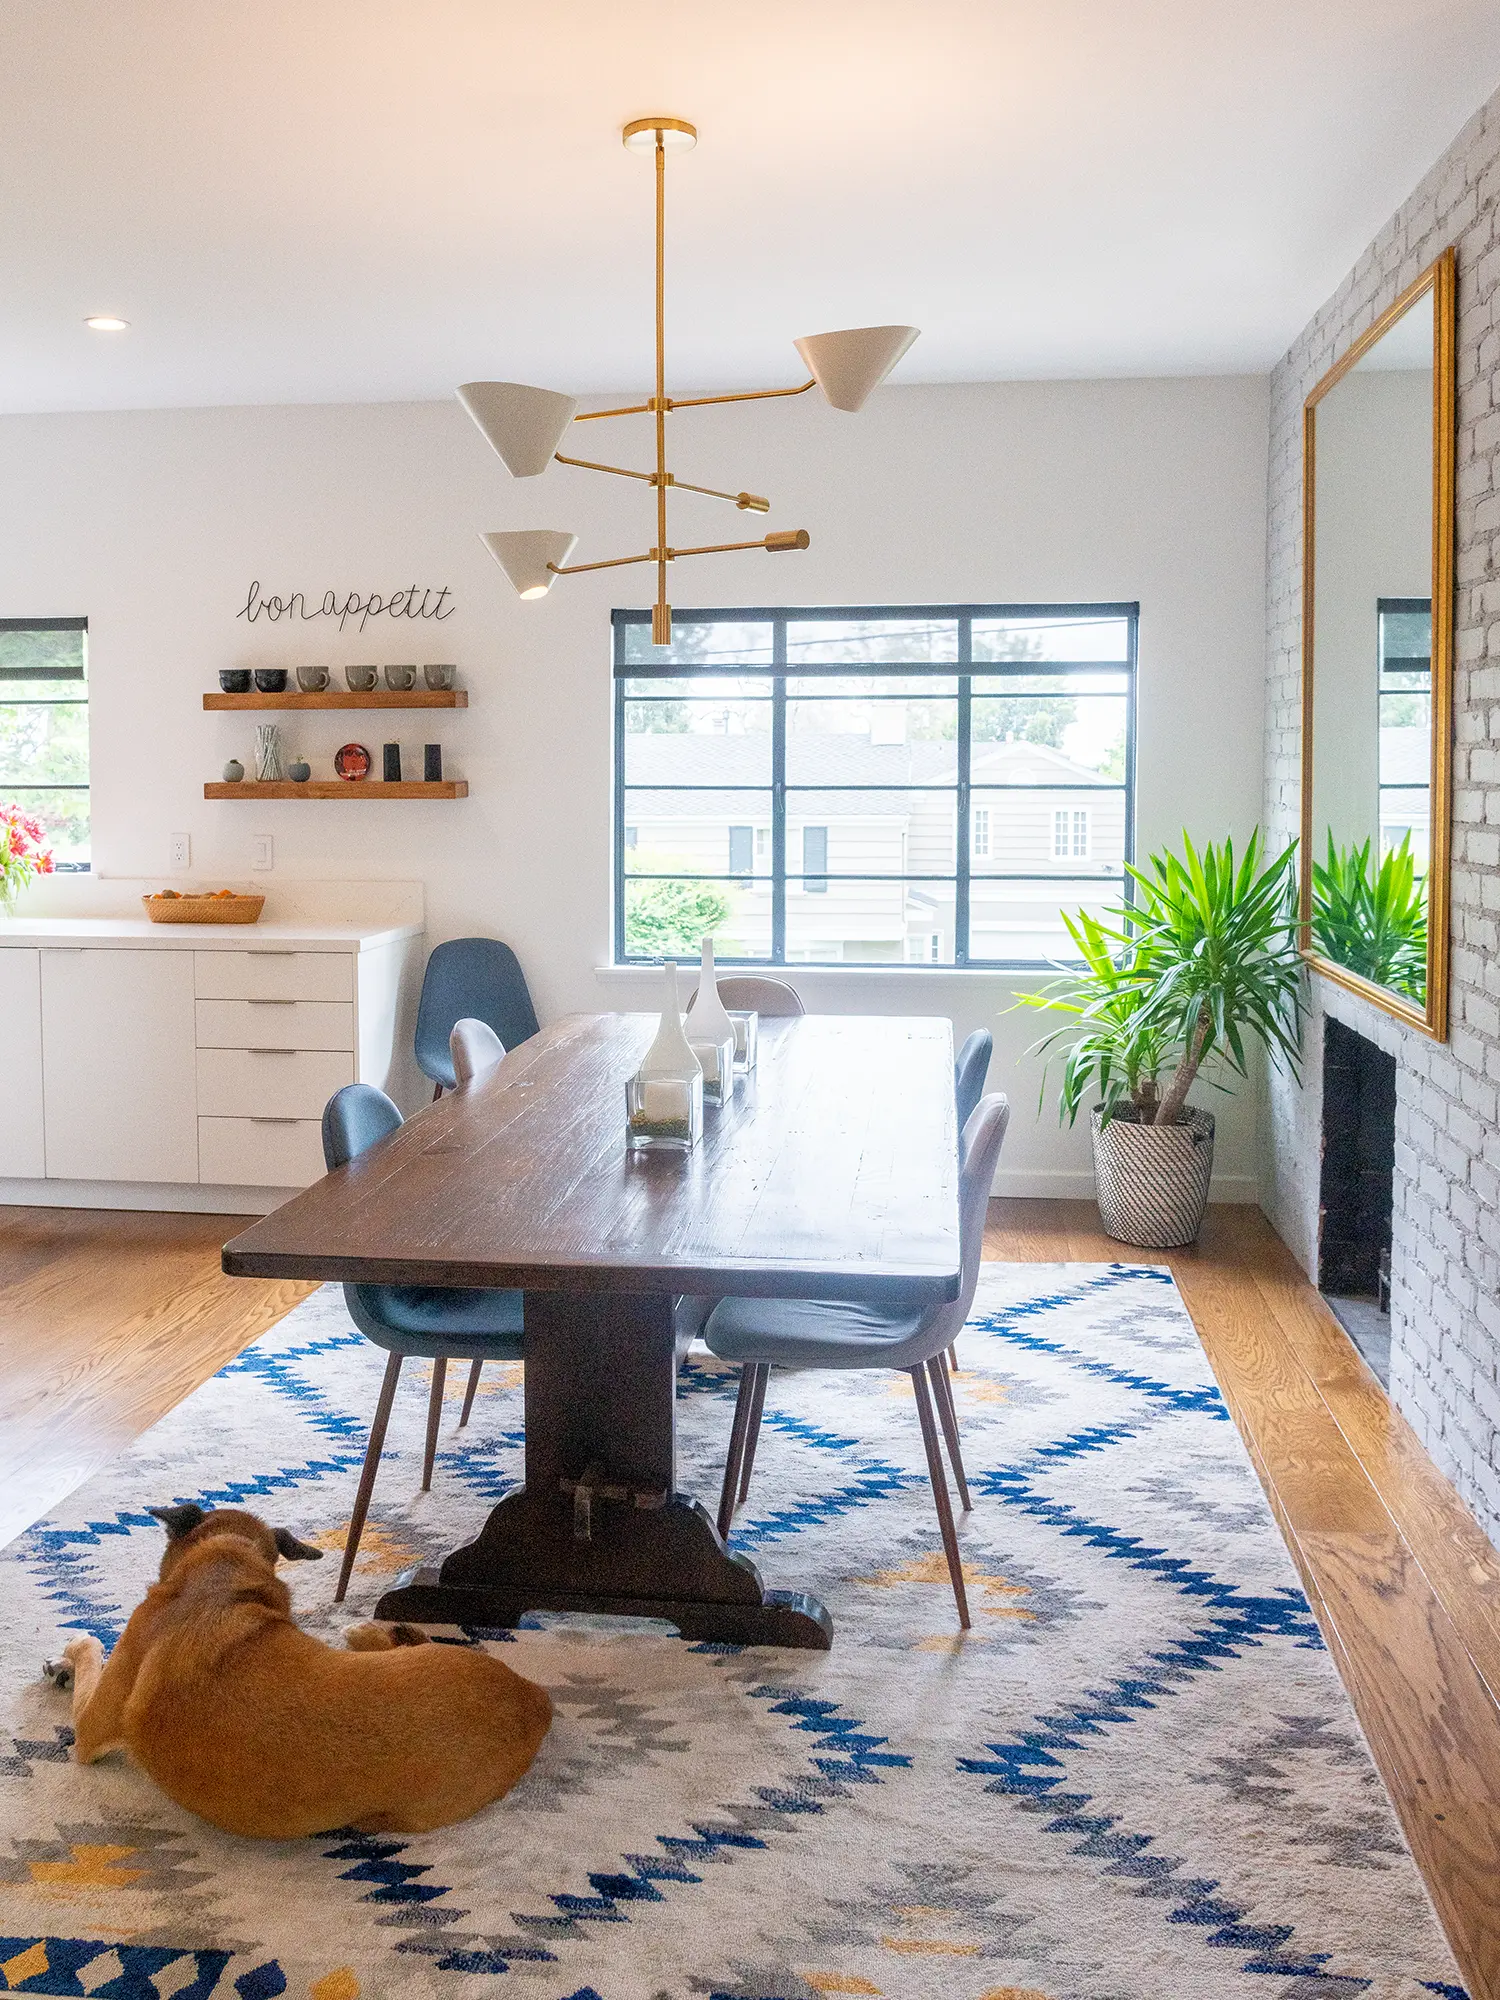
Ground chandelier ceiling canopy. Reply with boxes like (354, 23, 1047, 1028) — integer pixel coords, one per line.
(460, 115, 917, 647)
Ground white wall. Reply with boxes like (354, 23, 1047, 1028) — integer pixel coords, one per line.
(0, 375, 1270, 1197)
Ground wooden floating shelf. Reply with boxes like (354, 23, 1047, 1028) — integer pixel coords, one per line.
(204, 781, 468, 800)
(204, 690, 468, 711)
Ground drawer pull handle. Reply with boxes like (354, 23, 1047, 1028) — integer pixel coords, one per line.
(246, 998, 297, 1006)
(248, 1047, 298, 1056)
(250, 1116, 300, 1125)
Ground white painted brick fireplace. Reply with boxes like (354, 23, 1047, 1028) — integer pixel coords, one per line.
(1265, 87, 1500, 1540)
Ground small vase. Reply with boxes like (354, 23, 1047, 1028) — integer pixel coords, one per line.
(255, 724, 284, 783)
(688, 937, 737, 1104)
(627, 960, 704, 1153)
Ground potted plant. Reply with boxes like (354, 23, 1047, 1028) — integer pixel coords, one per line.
(0, 804, 54, 917)
(1017, 831, 1304, 1247)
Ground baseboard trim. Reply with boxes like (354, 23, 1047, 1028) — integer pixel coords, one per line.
(0, 1179, 292, 1216)
(990, 1168, 1260, 1205)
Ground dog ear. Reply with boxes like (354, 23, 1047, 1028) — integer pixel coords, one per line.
(148, 1503, 207, 1542)
(273, 1527, 325, 1562)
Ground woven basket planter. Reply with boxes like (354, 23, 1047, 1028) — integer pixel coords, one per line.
(1090, 1104, 1215, 1248)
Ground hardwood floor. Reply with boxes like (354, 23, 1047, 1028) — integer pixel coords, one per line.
(982, 1198, 1500, 2000)
(1, 1197, 1498, 1991)
(0, 1206, 315, 1551)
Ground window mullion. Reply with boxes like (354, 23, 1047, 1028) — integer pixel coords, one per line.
(955, 614, 972, 965)
(772, 615, 787, 964)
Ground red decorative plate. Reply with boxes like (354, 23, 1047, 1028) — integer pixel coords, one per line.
(334, 742, 372, 781)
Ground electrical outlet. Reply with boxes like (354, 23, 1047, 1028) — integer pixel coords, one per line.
(169, 832, 191, 872)
(250, 834, 274, 872)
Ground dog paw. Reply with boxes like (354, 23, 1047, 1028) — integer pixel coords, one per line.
(343, 1619, 432, 1652)
(41, 1659, 74, 1692)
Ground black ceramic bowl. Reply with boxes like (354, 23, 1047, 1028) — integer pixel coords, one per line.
(219, 669, 252, 693)
(253, 667, 288, 694)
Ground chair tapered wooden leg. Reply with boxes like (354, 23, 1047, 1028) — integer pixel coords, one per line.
(909, 1365, 970, 1628)
(929, 1353, 971, 1512)
(336, 1351, 404, 1604)
(432, 1081, 443, 1102)
(458, 1358, 484, 1428)
(717, 1368, 758, 1541)
(948, 1343, 958, 1371)
(738, 1363, 770, 1504)
(422, 1358, 447, 1492)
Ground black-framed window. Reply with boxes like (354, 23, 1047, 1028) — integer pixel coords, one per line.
(0, 619, 90, 871)
(1377, 597, 1430, 870)
(613, 602, 1137, 968)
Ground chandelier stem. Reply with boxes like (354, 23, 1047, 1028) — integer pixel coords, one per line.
(653, 130, 671, 648)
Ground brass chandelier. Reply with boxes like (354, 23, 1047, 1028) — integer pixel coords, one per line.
(459, 115, 918, 647)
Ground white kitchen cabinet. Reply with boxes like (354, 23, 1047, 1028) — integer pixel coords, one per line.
(0, 949, 45, 1178)
(0, 913, 424, 1202)
(41, 948, 200, 1182)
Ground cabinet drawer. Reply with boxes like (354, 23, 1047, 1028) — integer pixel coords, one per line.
(195, 999, 354, 1052)
(196, 1047, 353, 1119)
(199, 1116, 327, 1189)
(195, 951, 354, 1003)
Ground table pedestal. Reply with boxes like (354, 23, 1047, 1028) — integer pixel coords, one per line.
(375, 1288, 832, 1649)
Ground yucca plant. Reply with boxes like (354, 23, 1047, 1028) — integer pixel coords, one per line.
(1309, 833, 1426, 1003)
(1019, 830, 1305, 1128)
(1013, 908, 1176, 1121)
(1124, 831, 1304, 1124)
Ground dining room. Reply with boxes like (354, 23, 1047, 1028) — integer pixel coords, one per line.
(4, 6, 1500, 1998)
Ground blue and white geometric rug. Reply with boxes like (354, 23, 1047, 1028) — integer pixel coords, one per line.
(0, 1266, 1464, 2000)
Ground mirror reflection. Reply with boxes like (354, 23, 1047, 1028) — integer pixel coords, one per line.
(1304, 258, 1449, 1027)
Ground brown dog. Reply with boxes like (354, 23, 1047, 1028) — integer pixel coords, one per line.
(52, 1504, 551, 1839)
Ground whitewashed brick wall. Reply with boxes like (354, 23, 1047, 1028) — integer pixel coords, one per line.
(1264, 89, 1500, 1539)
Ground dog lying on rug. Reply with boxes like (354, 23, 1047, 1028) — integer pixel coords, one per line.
(45, 1503, 552, 1839)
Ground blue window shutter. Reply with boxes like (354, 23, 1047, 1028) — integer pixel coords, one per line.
(729, 825, 753, 878)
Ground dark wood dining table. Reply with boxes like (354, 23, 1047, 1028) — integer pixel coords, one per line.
(222, 1011, 961, 1648)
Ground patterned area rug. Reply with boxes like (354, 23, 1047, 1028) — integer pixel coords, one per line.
(0, 1265, 1464, 2000)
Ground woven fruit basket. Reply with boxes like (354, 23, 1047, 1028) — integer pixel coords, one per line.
(142, 891, 265, 925)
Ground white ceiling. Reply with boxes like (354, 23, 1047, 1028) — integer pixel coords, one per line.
(2, 0, 1498, 413)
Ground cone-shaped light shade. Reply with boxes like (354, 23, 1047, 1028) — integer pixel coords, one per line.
(458, 382, 580, 477)
(792, 325, 920, 413)
(481, 530, 578, 599)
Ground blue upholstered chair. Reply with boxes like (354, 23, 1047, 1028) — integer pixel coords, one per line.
(955, 1029, 993, 1136)
(704, 1094, 1010, 1629)
(322, 1083, 525, 1602)
(948, 1029, 994, 1369)
(415, 937, 539, 1097)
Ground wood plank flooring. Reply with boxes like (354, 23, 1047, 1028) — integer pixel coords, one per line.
(1, 1197, 1498, 1991)
(0, 1206, 315, 1551)
(982, 1198, 1500, 2000)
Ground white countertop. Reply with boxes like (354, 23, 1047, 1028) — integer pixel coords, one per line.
(0, 916, 423, 951)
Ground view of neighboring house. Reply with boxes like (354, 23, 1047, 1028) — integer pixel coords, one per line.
(623, 723, 1125, 963)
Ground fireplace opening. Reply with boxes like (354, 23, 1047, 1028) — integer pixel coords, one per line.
(1318, 1017, 1396, 1384)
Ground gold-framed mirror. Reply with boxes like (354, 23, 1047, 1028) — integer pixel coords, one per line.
(1301, 245, 1455, 1038)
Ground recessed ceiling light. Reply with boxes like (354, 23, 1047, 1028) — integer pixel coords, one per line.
(84, 315, 129, 332)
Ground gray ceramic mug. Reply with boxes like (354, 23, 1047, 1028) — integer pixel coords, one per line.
(297, 664, 330, 692)
(384, 663, 417, 691)
(345, 664, 379, 691)
(423, 663, 456, 691)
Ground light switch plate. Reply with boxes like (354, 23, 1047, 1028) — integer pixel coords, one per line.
(250, 834, 274, 872)
(169, 832, 191, 872)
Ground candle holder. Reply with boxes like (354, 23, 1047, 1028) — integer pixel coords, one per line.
(625, 1067, 703, 1152)
(689, 1030, 736, 1105)
(727, 1009, 759, 1071)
